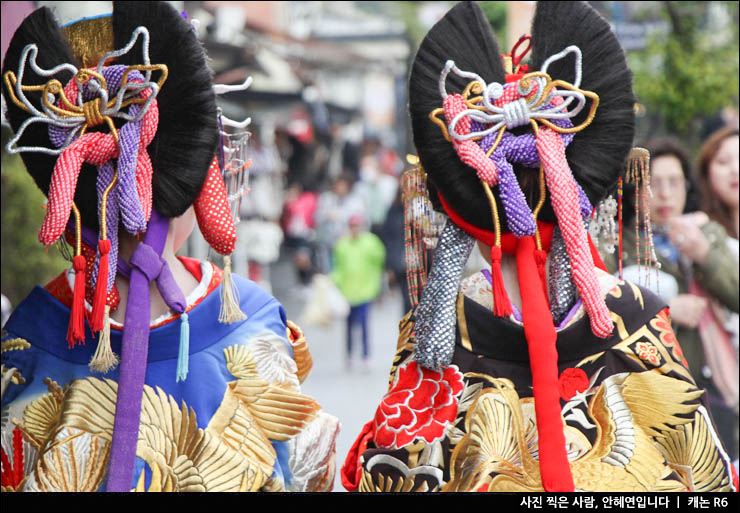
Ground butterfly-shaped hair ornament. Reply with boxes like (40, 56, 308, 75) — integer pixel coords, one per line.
(4, 25, 167, 156)
(429, 45, 599, 143)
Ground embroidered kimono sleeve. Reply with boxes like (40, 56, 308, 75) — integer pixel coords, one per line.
(640, 308, 736, 491)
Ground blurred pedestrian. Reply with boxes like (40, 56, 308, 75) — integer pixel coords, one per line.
(355, 139, 399, 232)
(314, 174, 364, 273)
(697, 126, 740, 459)
(281, 182, 318, 286)
(698, 126, 739, 240)
(332, 215, 385, 370)
(378, 189, 411, 314)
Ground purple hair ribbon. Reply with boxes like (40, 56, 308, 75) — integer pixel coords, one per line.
(105, 208, 170, 492)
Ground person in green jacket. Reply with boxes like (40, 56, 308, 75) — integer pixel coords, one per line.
(332, 214, 386, 370)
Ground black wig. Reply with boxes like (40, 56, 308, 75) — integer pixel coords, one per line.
(409, 1, 635, 232)
(2, 1, 218, 231)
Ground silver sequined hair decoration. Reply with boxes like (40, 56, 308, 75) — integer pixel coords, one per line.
(413, 220, 475, 371)
(548, 225, 579, 325)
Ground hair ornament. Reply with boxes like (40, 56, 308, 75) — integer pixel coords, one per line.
(431, 46, 597, 144)
(428, 42, 612, 341)
(192, 75, 255, 324)
(4, 26, 166, 156)
(3, 24, 169, 356)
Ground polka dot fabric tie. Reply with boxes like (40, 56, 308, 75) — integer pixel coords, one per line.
(193, 157, 236, 256)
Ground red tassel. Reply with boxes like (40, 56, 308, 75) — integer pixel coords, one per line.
(535, 249, 549, 306)
(90, 240, 111, 332)
(67, 254, 87, 348)
(13, 429, 24, 486)
(490, 246, 513, 317)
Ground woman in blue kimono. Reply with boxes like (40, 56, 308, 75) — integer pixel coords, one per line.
(1, 2, 337, 492)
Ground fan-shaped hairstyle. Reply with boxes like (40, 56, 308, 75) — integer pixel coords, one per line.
(409, 1, 635, 233)
(2, 1, 218, 232)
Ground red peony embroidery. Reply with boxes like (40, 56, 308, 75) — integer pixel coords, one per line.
(652, 308, 689, 368)
(558, 367, 589, 401)
(373, 361, 464, 449)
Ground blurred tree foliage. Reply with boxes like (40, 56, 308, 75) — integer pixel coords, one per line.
(630, 1, 739, 140)
(478, 1, 507, 49)
(1, 124, 68, 307)
(398, 1, 507, 46)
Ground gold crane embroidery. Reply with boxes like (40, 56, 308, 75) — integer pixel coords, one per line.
(443, 372, 722, 492)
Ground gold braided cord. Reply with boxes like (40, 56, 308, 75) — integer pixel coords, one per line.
(42, 79, 79, 116)
(71, 203, 82, 257)
(78, 116, 119, 143)
(118, 64, 168, 109)
(517, 71, 555, 108)
(76, 68, 107, 92)
(462, 81, 482, 99)
(482, 181, 502, 247)
(485, 126, 506, 158)
(3, 71, 46, 113)
(428, 108, 451, 142)
(82, 97, 104, 127)
(99, 172, 119, 241)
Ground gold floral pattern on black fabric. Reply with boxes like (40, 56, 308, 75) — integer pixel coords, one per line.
(608, 312, 695, 384)
(634, 342, 661, 366)
(650, 309, 690, 369)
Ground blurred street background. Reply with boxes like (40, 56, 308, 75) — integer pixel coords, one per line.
(2, 1, 739, 490)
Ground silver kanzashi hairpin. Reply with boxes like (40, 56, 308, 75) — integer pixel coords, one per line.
(213, 75, 253, 216)
(214, 75, 252, 129)
(438, 45, 590, 142)
(4, 26, 166, 155)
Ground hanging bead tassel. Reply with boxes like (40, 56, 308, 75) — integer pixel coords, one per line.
(490, 245, 513, 317)
(67, 254, 88, 348)
(176, 312, 190, 382)
(219, 254, 247, 324)
(89, 305, 118, 373)
(90, 239, 111, 332)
